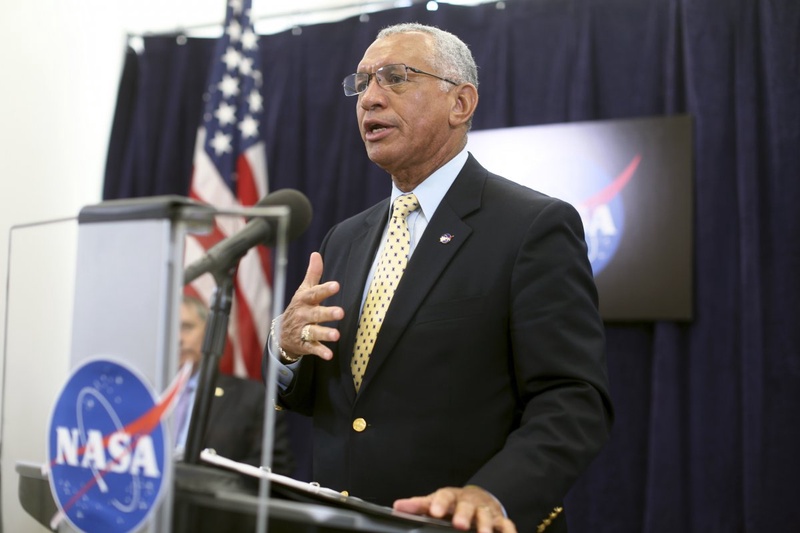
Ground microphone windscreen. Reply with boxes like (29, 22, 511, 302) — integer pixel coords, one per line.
(253, 188, 313, 242)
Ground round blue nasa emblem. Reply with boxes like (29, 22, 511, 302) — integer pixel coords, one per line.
(518, 155, 632, 276)
(47, 358, 168, 533)
(573, 157, 633, 276)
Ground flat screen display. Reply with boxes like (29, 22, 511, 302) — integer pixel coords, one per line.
(467, 115, 693, 321)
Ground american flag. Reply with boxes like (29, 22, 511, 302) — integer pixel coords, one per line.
(185, 0, 271, 379)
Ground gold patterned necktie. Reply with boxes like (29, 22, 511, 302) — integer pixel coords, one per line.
(351, 193, 419, 392)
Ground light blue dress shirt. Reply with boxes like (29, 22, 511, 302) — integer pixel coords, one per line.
(175, 372, 198, 450)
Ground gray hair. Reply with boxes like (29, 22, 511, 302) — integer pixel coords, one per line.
(182, 295, 209, 323)
(376, 23, 479, 90)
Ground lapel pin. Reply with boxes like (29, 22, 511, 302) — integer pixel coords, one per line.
(439, 233, 454, 244)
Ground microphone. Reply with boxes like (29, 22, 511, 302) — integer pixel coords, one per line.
(183, 188, 312, 284)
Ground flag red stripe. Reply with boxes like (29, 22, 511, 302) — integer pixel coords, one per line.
(234, 280, 264, 378)
(190, 224, 228, 251)
(237, 156, 259, 206)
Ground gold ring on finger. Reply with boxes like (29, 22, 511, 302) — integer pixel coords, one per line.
(300, 324, 312, 343)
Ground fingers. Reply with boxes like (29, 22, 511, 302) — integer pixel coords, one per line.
(469, 504, 493, 533)
(297, 252, 340, 312)
(460, 503, 515, 533)
(394, 486, 514, 533)
(501, 518, 518, 533)
(392, 495, 433, 516)
(299, 323, 339, 346)
(298, 253, 339, 308)
(279, 252, 343, 360)
(427, 489, 457, 520)
(301, 251, 324, 289)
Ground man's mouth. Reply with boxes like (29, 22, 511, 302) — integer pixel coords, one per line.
(364, 121, 393, 141)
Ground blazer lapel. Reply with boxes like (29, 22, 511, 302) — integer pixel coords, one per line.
(336, 200, 390, 403)
(357, 156, 486, 395)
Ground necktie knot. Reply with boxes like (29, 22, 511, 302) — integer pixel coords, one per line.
(392, 193, 419, 221)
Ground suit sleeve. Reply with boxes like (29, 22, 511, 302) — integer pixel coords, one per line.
(467, 199, 613, 528)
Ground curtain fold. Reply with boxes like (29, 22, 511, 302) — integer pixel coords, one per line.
(103, 1, 800, 530)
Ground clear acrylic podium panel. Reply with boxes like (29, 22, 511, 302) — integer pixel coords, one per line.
(1, 202, 291, 533)
(2, 217, 77, 533)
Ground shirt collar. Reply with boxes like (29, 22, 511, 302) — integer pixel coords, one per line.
(390, 147, 469, 219)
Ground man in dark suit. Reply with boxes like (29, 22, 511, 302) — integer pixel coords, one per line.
(178, 295, 293, 474)
(268, 23, 612, 533)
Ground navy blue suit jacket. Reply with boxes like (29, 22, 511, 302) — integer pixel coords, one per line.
(204, 373, 294, 476)
(279, 154, 612, 531)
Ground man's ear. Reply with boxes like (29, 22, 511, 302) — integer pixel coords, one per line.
(449, 83, 479, 128)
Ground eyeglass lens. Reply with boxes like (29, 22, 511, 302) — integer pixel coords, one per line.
(344, 64, 407, 95)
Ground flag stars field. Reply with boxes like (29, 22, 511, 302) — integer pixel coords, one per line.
(222, 47, 241, 70)
(210, 131, 232, 155)
(215, 102, 236, 126)
(239, 116, 259, 138)
(218, 74, 240, 98)
(248, 91, 263, 112)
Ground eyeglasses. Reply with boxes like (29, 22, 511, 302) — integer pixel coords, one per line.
(342, 63, 459, 96)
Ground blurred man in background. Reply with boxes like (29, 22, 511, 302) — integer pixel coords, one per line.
(178, 295, 293, 474)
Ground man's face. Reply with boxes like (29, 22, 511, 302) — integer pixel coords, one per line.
(179, 302, 205, 370)
(355, 32, 458, 179)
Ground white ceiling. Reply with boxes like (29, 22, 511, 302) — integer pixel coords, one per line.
(121, 0, 494, 36)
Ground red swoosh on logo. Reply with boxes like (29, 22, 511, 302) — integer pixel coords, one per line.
(580, 154, 641, 210)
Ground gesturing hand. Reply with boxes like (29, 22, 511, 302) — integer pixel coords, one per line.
(393, 485, 517, 533)
(278, 252, 343, 361)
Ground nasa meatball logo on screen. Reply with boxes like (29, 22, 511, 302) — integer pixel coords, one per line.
(573, 154, 639, 275)
(47, 358, 168, 533)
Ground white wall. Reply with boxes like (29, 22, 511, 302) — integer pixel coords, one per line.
(1, 2, 127, 529)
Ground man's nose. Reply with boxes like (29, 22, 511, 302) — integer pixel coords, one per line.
(360, 76, 387, 108)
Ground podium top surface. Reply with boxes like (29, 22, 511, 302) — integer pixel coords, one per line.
(78, 195, 214, 225)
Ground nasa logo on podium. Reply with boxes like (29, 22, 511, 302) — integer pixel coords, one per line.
(46, 358, 170, 533)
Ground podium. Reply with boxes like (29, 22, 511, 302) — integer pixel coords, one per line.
(3, 196, 457, 532)
(16, 461, 456, 532)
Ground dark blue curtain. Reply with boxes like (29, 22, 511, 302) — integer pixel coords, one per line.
(103, 1, 800, 531)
